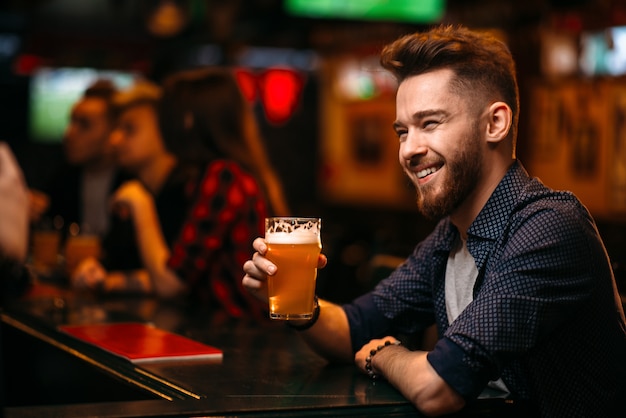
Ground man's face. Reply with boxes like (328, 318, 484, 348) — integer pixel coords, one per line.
(63, 97, 113, 166)
(109, 104, 166, 173)
(394, 69, 485, 221)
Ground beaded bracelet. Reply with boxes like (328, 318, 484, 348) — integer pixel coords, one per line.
(365, 340, 401, 379)
(286, 296, 320, 331)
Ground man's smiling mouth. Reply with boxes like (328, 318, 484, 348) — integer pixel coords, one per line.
(417, 165, 441, 179)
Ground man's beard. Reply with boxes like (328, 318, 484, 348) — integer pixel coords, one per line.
(413, 132, 483, 221)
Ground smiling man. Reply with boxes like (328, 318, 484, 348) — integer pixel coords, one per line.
(243, 25, 626, 417)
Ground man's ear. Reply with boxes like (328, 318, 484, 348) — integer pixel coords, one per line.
(485, 101, 512, 144)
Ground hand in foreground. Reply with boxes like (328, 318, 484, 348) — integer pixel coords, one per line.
(355, 337, 402, 378)
(71, 256, 107, 291)
(242, 237, 328, 302)
(0, 143, 29, 262)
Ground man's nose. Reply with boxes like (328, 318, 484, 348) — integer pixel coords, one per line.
(63, 123, 77, 142)
(399, 131, 428, 163)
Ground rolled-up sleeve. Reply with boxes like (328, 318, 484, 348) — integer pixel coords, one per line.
(343, 293, 392, 353)
(427, 338, 491, 400)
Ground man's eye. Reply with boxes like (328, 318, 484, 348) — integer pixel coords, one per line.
(395, 129, 407, 141)
(423, 120, 439, 129)
(77, 119, 92, 130)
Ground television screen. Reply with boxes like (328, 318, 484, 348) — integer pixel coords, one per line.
(29, 67, 140, 143)
(580, 26, 626, 76)
(284, 0, 445, 24)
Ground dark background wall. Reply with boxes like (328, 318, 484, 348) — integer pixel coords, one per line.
(1, 0, 625, 302)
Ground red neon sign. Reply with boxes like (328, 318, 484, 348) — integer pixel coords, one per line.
(235, 67, 305, 125)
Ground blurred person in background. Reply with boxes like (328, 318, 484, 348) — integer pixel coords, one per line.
(72, 69, 287, 319)
(159, 67, 290, 218)
(71, 81, 190, 296)
(157, 67, 289, 317)
(28, 80, 131, 238)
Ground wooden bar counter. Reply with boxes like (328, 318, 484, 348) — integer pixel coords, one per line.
(1, 282, 418, 418)
(1, 283, 514, 418)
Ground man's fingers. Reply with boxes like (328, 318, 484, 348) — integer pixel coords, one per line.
(251, 251, 276, 275)
(252, 237, 267, 254)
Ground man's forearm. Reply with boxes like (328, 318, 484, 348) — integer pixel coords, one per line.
(297, 299, 353, 363)
(375, 346, 466, 416)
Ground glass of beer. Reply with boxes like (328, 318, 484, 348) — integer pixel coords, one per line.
(64, 226, 101, 277)
(32, 229, 61, 275)
(265, 217, 321, 320)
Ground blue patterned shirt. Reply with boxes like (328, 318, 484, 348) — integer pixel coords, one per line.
(344, 161, 626, 416)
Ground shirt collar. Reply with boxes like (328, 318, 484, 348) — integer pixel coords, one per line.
(430, 160, 531, 256)
(467, 160, 531, 241)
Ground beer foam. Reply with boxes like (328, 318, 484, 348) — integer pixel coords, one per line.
(265, 231, 320, 244)
(265, 218, 320, 244)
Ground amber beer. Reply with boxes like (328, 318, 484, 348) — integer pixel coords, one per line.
(32, 230, 61, 274)
(64, 234, 101, 276)
(265, 217, 321, 320)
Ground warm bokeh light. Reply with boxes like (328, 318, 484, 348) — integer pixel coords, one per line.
(235, 67, 305, 125)
(258, 68, 305, 125)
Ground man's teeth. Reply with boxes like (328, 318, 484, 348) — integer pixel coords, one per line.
(417, 166, 439, 179)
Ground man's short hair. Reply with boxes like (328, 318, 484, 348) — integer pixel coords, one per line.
(111, 81, 162, 119)
(82, 79, 118, 121)
(83, 79, 117, 101)
(380, 24, 519, 141)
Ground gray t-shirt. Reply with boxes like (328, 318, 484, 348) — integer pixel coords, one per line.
(445, 236, 509, 394)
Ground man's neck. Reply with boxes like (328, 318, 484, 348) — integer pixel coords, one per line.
(82, 158, 115, 175)
(450, 159, 515, 239)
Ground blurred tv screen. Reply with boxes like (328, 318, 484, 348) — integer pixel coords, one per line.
(580, 26, 626, 76)
(29, 67, 139, 143)
(284, 0, 445, 23)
